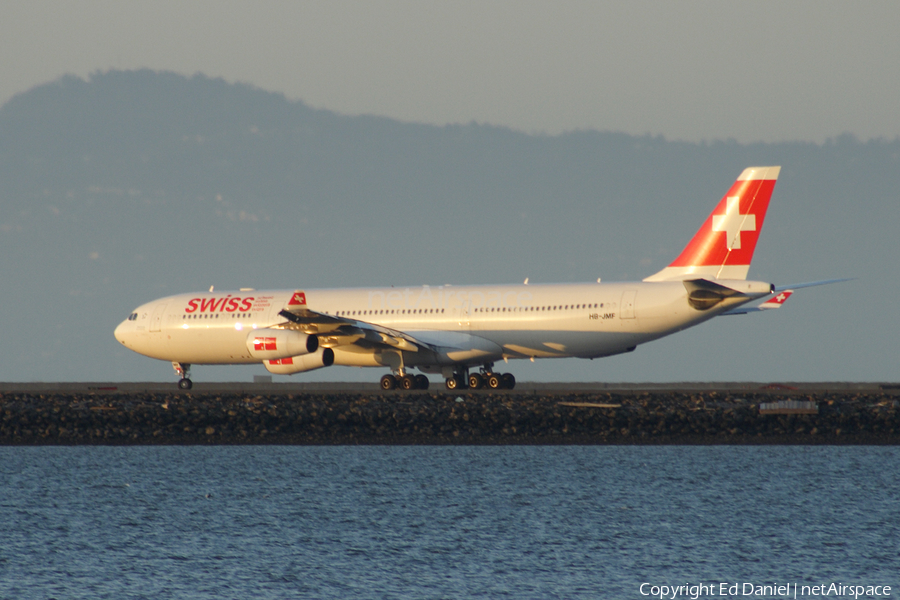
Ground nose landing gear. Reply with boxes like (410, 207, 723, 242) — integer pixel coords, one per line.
(173, 362, 192, 390)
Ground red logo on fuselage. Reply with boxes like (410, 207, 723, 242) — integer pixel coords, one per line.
(185, 296, 255, 313)
(288, 291, 307, 306)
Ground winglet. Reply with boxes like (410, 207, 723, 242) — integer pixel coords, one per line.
(644, 166, 781, 282)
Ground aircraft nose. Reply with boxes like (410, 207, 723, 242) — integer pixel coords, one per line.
(114, 319, 130, 345)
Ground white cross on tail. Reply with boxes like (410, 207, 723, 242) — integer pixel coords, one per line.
(711, 196, 756, 250)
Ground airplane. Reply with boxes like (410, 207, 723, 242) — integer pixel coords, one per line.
(114, 166, 840, 391)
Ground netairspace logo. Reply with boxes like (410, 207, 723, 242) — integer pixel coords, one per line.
(638, 582, 892, 599)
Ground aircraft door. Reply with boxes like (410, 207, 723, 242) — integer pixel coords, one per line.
(620, 290, 637, 320)
(454, 299, 471, 331)
(150, 303, 167, 332)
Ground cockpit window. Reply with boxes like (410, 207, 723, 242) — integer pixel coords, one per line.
(128, 313, 138, 321)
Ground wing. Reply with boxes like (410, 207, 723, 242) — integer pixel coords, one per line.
(277, 308, 435, 354)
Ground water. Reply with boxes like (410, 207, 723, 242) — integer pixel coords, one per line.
(1, 446, 897, 599)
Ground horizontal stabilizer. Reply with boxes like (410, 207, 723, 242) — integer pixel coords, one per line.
(773, 278, 853, 292)
(722, 290, 792, 315)
(758, 290, 793, 309)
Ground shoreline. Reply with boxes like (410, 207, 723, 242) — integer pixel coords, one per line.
(2, 384, 898, 445)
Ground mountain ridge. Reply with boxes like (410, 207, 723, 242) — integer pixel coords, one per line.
(0, 69, 896, 382)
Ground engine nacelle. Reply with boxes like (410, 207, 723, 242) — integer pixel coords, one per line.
(246, 329, 318, 360)
(264, 348, 335, 375)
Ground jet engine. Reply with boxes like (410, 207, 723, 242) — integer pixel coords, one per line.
(246, 329, 318, 360)
(264, 348, 335, 374)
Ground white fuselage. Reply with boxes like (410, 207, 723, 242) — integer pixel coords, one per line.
(114, 280, 766, 372)
(113, 166, 787, 387)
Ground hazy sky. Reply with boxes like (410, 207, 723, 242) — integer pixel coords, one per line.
(3, 1, 899, 144)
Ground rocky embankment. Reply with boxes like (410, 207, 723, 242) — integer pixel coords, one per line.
(1, 389, 898, 445)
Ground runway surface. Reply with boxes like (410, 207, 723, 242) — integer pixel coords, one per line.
(1, 380, 895, 395)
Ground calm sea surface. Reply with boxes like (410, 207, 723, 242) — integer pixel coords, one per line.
(0, 446, 897, 599)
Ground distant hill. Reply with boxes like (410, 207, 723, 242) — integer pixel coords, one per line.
(1, 69, 897, 382)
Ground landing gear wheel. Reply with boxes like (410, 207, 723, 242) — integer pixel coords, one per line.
(487, 374, 502, 389)
(399, 375, 417, 390)
(172, 362, 192, 390)
(380, 374, 397, 390)
(445, 376, 464, 390)
(501, 373, 516, 390)
(415, 374, 429, 390)
(468, 373, 484, 390)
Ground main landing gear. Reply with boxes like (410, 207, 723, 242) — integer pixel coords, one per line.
(445, 364, 516, 390)
(466, 371, 515, 390)
(380, 372, 430, 391)
(378, 363, 516, 392)
(173, 362, 192, 390)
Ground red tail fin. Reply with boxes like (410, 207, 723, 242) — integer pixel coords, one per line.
(644, 166, 780, 281)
